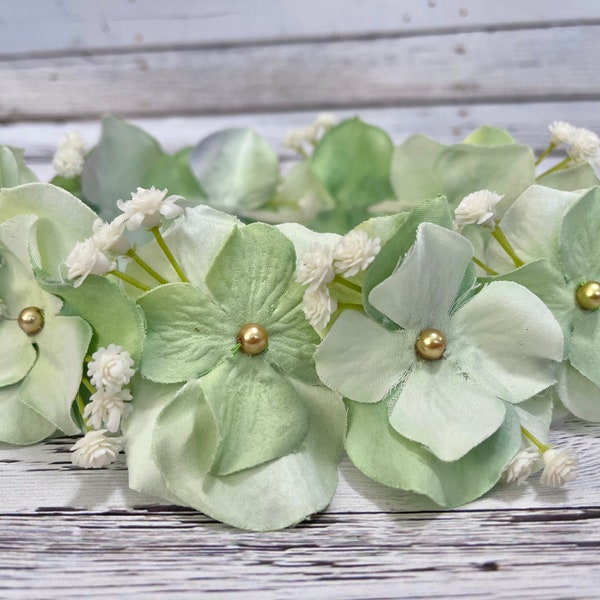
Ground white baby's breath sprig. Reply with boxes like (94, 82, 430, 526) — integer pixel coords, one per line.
(303, 286, 337, 330)
(504, 446, 540, 485)
(52, 131, 86, 178)
(549, 121, 578, 146)
(87, 344, 135, 392)
(296, 243, 336, 293)
(83, 387, 133, 433)
(65, 238, 116, 288)
(540, 447, 578, 487)
(282, 113, 338, 155)
(453, 190, 503, 232)
(70, 429, 123, 469)
(567, 127, 600, 163)
(117, 187, 184, 231)
(91, 217, 131, 255)
(333, 230, 381, 277)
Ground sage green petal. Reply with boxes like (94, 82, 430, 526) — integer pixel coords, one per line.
(462, 126, 515, 146)
(190, 128, 279, 212)
(0, 320, 36, 386)
(138, 283, 230, 383)
(0, 384, 55, 445)
(123, 376, 184, 505)
(0, 147, 37, 187)
(153, 377, 345, 531)
(556, 361, 600, 422)
(82, 116, 164, 221)
(435, 143, 535, 216)
(369, 223, 473, 330)
(486, 185, 581, 273)
(513, 395, 553, 444)
(315, 309, 414, 404)
(389, 135, 445, 207)
(560, 187, 600, 282)
(276, 222, 340, 260)
(345, 399, 521, 507)
(205, 223, 296, 323)
(388, 361, 506, 462)
(142, 148, 205, 199)
(538, 163, 600, 192)
(569, 308, 600, 388)
(449, 281, 564, 403)
(159, 359, 310, 476)
(19, 315, 92, 435)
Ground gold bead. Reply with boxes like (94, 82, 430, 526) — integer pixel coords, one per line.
(17, 306, 45, 336)
(576, 281, 600, 311)
(415, 328, 447, 360)
(237, 323, 269, 355)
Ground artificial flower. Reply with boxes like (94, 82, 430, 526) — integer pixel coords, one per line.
(52, 131, 85, 178)
(453, 189, 503, 231)
(117, 186, 184, 231)
(70, 429, 123, 468)
(65, 238, 116, 287)
(303, 286, 337, 330)
(485, 185, 600, 421)
(549, 121, 578, 146)
(315, 222, 563, 505)
(84, 387, 132, 432)
(296, 242, 335, 292)
(87, 344, 135, 392)
(540, 447, 577, 487)
(124, 217, 345, 530)
(504, 446, 540, 485)
(333, 229, 381, 277)
(91, 217, 131, 255)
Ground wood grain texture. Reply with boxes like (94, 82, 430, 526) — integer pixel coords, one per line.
(1, 24, 599, 120)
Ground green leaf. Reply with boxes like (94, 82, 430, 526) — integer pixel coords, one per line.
(189, 128, 279, 213)
(142, 148, 205, 199)
(81, 116, 164, 221)
(556, 361, 600, 422)
(345, 398, 521, 507)
(570, 308, 600, 388)
(0, 146, 37, 187)
(309, 118, 395, 233)
(462, 126, 515, 146)
(538, 163, 600, 192)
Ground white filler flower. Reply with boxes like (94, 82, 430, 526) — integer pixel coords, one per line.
(333, 230, 381, 277)
(52, 131, 85, 178)
(549, 121, 577, 146)
(296, 243, 335, 292)
(84, 387, 132, 432)
(70, 430, 123, 468)
(540, 447, 578, 487)
(453, 190, 503, 231)
(65, 238, 116, 287)
(505, 446, 540, 485)
(568, 127, 600, 163)
(303, 286, 337, 330)
(91, 217, 131, 255)
(117, 187, 184, 231)
(87, 344, 135, 392)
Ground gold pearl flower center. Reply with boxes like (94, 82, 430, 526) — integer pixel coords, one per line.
(576, 281, 600, 311)
(17, 306, 45, 336)
(415, 328, 446, 360)
(237, 323, 269, 355)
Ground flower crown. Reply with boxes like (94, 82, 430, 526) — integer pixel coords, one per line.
(1, 114, 598, 530)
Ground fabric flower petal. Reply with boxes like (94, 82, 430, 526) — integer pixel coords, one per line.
(555, 361, 600, 422)
(449, 280, 564, 403)
(315, 309, 414, 404)
(369, 222, 474, 330)
(0, 320, 36, 386)
(568, 308, 600, 388)
(388, 360, 506, 461)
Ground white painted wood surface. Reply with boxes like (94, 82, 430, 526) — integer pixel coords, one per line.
(2, 2, 600, 598)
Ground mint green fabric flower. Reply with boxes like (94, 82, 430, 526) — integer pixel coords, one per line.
(315, 222, 563, 505)
(124, 220, 345, 530)
(486, 185, 600, 421)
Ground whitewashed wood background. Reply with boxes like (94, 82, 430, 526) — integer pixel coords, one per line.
(1, 1, 600, 598)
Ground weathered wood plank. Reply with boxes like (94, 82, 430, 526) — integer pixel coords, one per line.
(0, 25, 598, 120)
(1, 0, 599, 56)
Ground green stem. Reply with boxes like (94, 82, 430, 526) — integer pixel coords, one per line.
(84, 355, 93, 363)
(110, 270, 152, 292)
(472, 256, 498, 276)
(81, 376, 96, 395)
(492, 225, 524, 268)
(126, 249, 168, 284)
(521, 426, 551, 453)
(535, 142, 556, 166)
(333, 275, 362, 294)
(76, 393, 86, 418)
(151, 226, 189, 283)
(537, 155, 572, 179)
(231, 343, 242, 354)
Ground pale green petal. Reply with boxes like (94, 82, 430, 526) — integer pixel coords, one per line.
(205, 223, 296, 323)
(276, 222, 340, 260)
(538, 163, 600, 192)
(138, 283, 230, 383)
(514, 394, 553, 444)
(157, 359, 310, 476)
(369, 223, 473, 330)
(345, 399, 521, 507)
(556, 361, 600, 422)
(153, 377, 344, 531)
(315, 309, 414, 404)
(389, 361, 506, 461)
(486, 185, 582, 273)
(0, 384, 55, 445)
(462, 126, 515, 146)
(0, 320, 36, 386)
(560, 187, 600, 282)
(189, 128, 279, 212)
(0, 147, 19, 187)
(449, 280, 564, 403)
(569, 308, 600, 388)
(19, 315, 92, 435)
